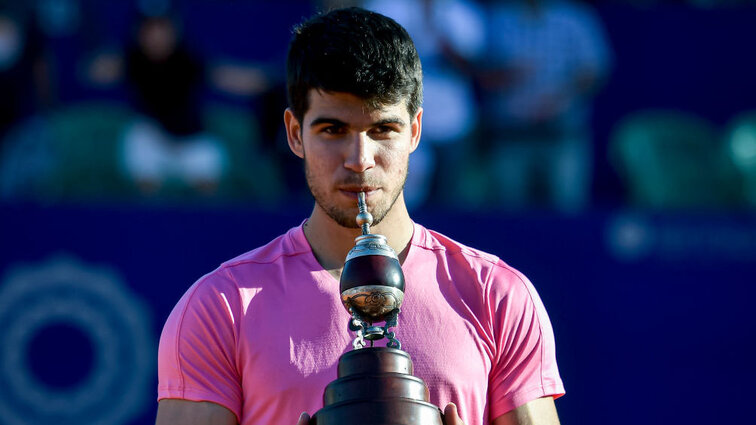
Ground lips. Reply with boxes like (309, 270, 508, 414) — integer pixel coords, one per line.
(338, 186, 380, 199)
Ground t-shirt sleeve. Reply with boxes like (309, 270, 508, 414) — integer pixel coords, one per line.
(157, 268, 243, 422)
(487, 262, 565, 419)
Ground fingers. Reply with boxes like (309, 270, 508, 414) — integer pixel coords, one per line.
(296, 412, 311, 425)
(443, 402, 465, 425)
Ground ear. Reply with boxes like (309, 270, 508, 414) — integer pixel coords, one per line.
(284, 108, 304, 159)
(409, 107, 423, 153)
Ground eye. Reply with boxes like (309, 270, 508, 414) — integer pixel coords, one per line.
(321, 125, 346, 135)
(369, 125, 397, 139)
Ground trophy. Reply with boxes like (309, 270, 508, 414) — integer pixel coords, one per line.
(310, 192, 444, 425)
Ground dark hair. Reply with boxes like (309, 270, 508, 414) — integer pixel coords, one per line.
(286, 7, 422, 123)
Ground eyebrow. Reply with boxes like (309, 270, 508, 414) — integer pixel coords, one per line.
(309, 117, 346, 128)
(374, 117, 407, 127)
(308, 116, 407, 128)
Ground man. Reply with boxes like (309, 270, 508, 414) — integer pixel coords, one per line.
(122, 14, 227, 195)
(477, 0, 612, 212)
(155, 7, 564, 425)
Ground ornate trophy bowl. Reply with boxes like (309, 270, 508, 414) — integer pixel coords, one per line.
(310, 193, 443, 425)
(340, 234, 405, 323)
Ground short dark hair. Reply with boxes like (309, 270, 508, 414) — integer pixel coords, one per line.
(286, 7, 423, 123)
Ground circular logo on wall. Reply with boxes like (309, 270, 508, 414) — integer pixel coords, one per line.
(0, 256, 154, 425)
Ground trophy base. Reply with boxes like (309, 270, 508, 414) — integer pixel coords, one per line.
(311, 398, 443, 425)
(310, 347, 443, 425)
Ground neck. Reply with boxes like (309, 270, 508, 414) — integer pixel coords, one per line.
(303, 194, 414, 274)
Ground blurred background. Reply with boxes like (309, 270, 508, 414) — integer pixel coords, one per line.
(0, 0, 755, 424)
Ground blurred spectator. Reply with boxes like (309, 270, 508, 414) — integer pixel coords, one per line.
(122, 14, 227, 196)
(363, 0, 485, 209)
(477, 0, 612, 212)
(0, 6, 50, 144)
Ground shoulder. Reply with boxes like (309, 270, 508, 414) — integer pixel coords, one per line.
(194, 224, 312, 288)
(411, 222, 500, 264)
(172, 225, 310, 314)
(221, 225, 310, 270)
(410, 223, 529, 291)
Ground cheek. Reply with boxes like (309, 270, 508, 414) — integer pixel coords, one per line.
(304, 141, 338, 169)
(304, 148, 340, 184)
(377, 143, 410, 172)
(305, 154, 326, 176)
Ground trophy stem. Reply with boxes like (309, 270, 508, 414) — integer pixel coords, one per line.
(347, 308, 401, 350)
(356, 192, 372, 236)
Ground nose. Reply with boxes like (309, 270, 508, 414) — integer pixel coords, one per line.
(343, 132, 376, 173)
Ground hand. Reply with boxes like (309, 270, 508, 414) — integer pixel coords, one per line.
(296, 412, 310, 425)
(443, 403, 465, 425)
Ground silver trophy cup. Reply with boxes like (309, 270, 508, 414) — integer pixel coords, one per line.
(310, 193, 444, 425)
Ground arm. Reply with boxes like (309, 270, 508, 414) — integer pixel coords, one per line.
(156, 399, 238, 425)
(486, 264, 564, 424)
(440, 397, 558, 425)
(492, 397, 560, 425)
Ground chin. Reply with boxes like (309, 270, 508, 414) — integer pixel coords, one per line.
(327, 207, 362, 229)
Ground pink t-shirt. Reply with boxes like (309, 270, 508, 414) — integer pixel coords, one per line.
(158, 222, 564, 425)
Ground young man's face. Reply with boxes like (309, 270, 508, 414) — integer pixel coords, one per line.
(285, 90, 422, 228)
